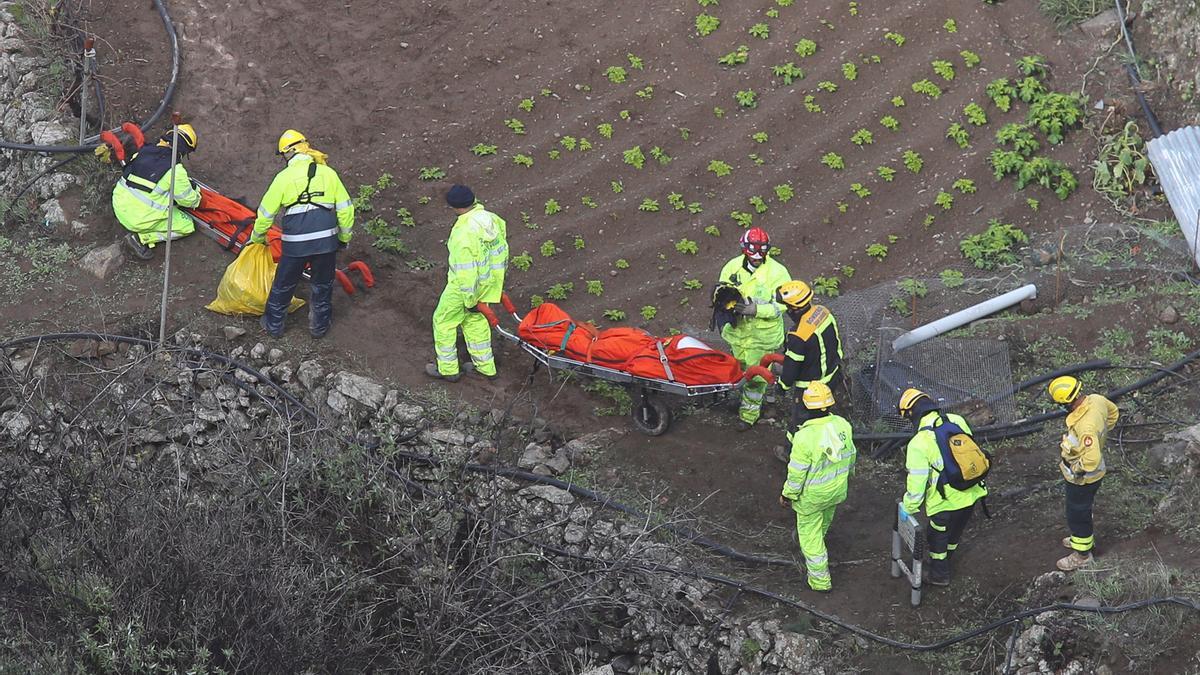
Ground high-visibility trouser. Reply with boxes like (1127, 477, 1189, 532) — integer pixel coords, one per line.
(732, 342, 774, 424)
(119, 207, 195, 246)
(431, 285, 495, 377)
(1064, 479, 1101, 552)
(927, 503, 975, 578)
(794, 504, 837, 591)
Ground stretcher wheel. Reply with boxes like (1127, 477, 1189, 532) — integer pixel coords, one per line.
(632, 396, 672, 436)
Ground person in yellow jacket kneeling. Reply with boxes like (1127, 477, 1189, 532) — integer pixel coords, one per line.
(425, 185, 508, 383)
(1048, 376, 1118, 572)
(780, 382, 856, 592)
(111, 124, 201, 260)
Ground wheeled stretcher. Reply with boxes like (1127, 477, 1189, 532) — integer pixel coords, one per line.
(478, 294, 779, 435)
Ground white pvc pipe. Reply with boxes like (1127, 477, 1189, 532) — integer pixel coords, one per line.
(891, 284, 1037, 352)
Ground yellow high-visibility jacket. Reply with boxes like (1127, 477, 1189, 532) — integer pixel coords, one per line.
(1061, 394, 1118, 485)
(446, 204, 508, 306)
(253, 154, 353, 256)
(716, 255, 791, 354)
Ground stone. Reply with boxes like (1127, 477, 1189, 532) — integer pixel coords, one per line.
(0, 36, 22, 53)
(518, 442, 551, 469)
(518, 484, 575, 505)
(78, 242, 124, 280)
(1147, 423, 1200, 471)
(267, 348, 284, 365)
(223, 326, 247, 340)
(40, 198, 66, 227)
(422, 428, 471, 446)
(37, 172, 76, 199)
(564, 523, 588, 544)
(1, 410, 31, 437)
(332, 371, 386, 409)
(1159, 305, 1179, 324)
(250, 342, 267, 362)
(296, 360, 324, 389)
(391, 403, 424, 425)
(29, 120, 71, 145)
(561, 428, 625, 461)
(543, 451, 571, 475)
(326, 390, 351, 416)
(71, 220, 92, 237)
(1078, 9, 1127, 40)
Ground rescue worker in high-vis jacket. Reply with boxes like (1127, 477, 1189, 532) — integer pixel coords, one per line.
(425, 184, 508, 383)
(897, 388, 986, 587)
(1047, 376, 1118, 572)
(251, 129, 354, 339)
(716, 227, 790, 430)
(776, 280, 844, 432)
(779, 382, 856, 593)
(112, 124, 201, 260)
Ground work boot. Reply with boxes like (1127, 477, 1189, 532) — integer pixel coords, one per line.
(462, 362, 497, 380)
(772, 445, 790, 463)
(1056, 551, 1093, 572)
(124, 233, 154, 261)
(259, 315, 282, 339)
(736, 420, 753, 432)
(1062, 537, 1073, 550)
(927, 560, 951, 587)
(425, 363, 460, 383)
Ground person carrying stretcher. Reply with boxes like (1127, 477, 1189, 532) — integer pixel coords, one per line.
(714, 227, 790, 431)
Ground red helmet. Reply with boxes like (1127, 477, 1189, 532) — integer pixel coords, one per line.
(740, 227, 770, 263)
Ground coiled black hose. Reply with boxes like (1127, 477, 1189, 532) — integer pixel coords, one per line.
(2, 332, 1196, 653)
(0, 0, 179, 153)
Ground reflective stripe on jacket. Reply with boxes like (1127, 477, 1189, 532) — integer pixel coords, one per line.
(780, 305, 843, 391)
(717, 255, 791, 352)
(111, 145, 200, 231)
(1061, 394, 1118, 485)
(782, 414, 856, 510)
(902, 411, 987, 517)
(447, 204, 508, 306)
(253, 154, 354, 256)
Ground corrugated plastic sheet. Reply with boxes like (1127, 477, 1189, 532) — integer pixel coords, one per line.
(1147, 126, 1200, 270)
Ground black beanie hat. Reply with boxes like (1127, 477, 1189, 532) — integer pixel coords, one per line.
(446, 184, 475, 208)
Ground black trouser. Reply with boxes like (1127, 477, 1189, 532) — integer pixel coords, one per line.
(1064, 479, 1102, 553)
(927, 503, 975, 580)
(263, 251, 337, 336)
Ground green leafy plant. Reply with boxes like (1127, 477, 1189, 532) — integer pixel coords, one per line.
(774, 183, 795, 202)
(851, 183, 871, 198)
(946, 122, 970, 149)
(891, 95, 906, 107)
(867, 242, 889, 260)
(932, 59, 955, 81)
(735, 89, 758, 108)
(639, 198, 660, 212)
(573, 235, 586, 250)
(504, 118, 526, 134)
(747, 195, 768, 213)
(880, 115, 900, 130)
(682, 278, 703, 290)
(518, 97, 535, 112)
(623, 146, 646, 169)
(821, 152, 845, 170)
(943, 18, 957, 32)
(953, 178, 977, 194)
(996, 122, 1041, 156)
(878, 165, 897, 182)
(804, 95, 822, 113)
(842, 62, 858, 81)
(628, 53, 644, 69)
(713, 106, 726, 118)
(1026, 197, 1040, 211)
(851, 128, 874, 146)
(940, 269, 965, 288)
(545, 282, 574, 301)
(730, 211, 754, 228)
(934, 190, 954, 210)
(544, 199, 561, 216)
(560, 136, 577, 151)
(687, 202, 703, 214)
(912, 79, 942, 99)
(604, 309, 627, 321)
(675, 238, 699, 254)
(695, 12, 720, 36)
(1027, 91, 1085, 144)
(540, 240, 561, 257)
(586, 279, 604, 296)
(395, 207, 416, 227)
(707, 159, 733, 177)
(1016, 76, 1045, 103)
(959, 219, 1028, 269)
(615, 258, 630, 269)
(471, 143, 498, 156)
(902, 150, 923, 173)
(964, 102, 988, 126)
(752, 131, 769, 143)
(547, 149, 561, 160)
(987, 78, 1017, 112)
(597, 123, 614, 139)
(619, 109, 631, 120)
(794, 38, 818, 57)
(817, 80, 839, 93)
(884, 31, 905, 46)
(1016, 54, 1048, 77)
(1092, 120, 1152, 203)
(812, 275, 840, 297)
(418, 166, 446, 181)
(704, 224, 722, 237)
(640, 305, 658, 321)
(923, 213, 936, 227)
(773, 62, 805, 84)
(961, 50, 981, 67)
(636, 86, 654, 99)
(667, 192, 685, 210)
(1145, 329, 1193, 363)
(611, 180, 624, 194)
(836, 201, 849, 213)
(581, 195, 598, 208)
(749, 22, 770, 38)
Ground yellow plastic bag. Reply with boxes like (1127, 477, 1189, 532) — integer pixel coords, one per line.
(205, 243, 305, 316)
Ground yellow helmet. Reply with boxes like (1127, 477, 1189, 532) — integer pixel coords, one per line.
(1047, 376, 1081, 405)
(802, 382, 835, 410)
(158, 123, 197, 153)
(776, 280, 814, 310)
(277, 129, 307, 155)
(898, 387, 930, 417)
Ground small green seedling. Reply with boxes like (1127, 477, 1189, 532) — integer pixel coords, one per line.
(867, 243, 889, 260)
(851, 129, 874, 146)
(471, 143, 498, 156)
(752, 131, 769, 143)
(418, 166, 446, 181)
(623, 146, 646, 169)
(573, 235, 586, 250)
(540, 240, 560, 257)
(878, 166, 897, 182)
(850, 183, 871, 198)
(640, 305, 658, 321)
(749, 22, 770, 39)
(696, 12, 720, 36)
(505, 118, 526, 134)
(604, 309, 626, 321)
(675, 238, 699, 254)
(735, 89, 758, 108)
(704, 224, 722, 237)
(774, 183, 795, 202)
(518, 98, 535, 112)
(708, 159, 733, 177)
(639, 198, 660, 212)
(880, 115, 900, 130)
(946, 123, 970, 149)
(794, 38, 818, 57)
(934, 190, 954, 210)
(932, 60, 955, 81)
(615, 258, 630, 269)
(842, 62, 858, 81)
(544, 199, 561, 215)
(952, 178, 977, 194)
(885, 32, 905, 46)
(821, 152, 845, 170)
(902, 150, 924, 173)
(587, 280, 604, 296)
(511, 251, 533, 271)
(964, 102, 988, 126)
(912, 79, 942, 99)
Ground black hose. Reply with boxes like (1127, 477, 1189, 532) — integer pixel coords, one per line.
(3, 332, 1198, 654)
(0, 0, 180, 153)
(1114, 0, 1165, 138)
